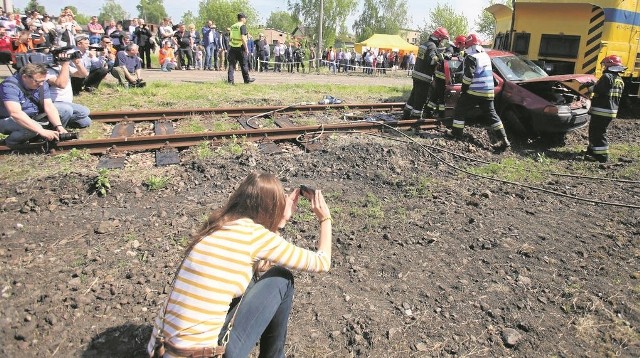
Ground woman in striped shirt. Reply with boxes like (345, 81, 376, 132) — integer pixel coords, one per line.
(149, 172, 332, 357)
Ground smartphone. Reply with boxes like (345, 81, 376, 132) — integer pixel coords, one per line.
(299, 184, 316, 197)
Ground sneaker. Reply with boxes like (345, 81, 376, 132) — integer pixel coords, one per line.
(244, 78, 255, 84)
(83, 86, 97, 93)
(161, 68, 169, 72)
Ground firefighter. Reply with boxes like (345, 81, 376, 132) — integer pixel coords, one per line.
(582, 55, 626, 163)
(452, 35, 466, 57)
(451, 33, 510, 151)
(402, 27, 449, 120)
(427, 34, 455, 118)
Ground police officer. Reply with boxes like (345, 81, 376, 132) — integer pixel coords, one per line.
(403, 27, 449, 120)
(582, 55, 626, 163)
(451, 34, 510, 151)
(227, 13, 254, 84)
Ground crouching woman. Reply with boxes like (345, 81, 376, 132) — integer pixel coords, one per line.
(148, 172, 332, 357)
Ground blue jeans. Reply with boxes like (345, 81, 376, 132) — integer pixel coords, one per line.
(204, 44, 215, 69)
(0, 116, 40, 147)
(53, 102, 92, 128)
(219, 266, 294, 358)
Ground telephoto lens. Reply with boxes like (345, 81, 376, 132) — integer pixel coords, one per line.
(58, 132, 79, 141)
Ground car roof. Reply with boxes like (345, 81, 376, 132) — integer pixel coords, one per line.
(486, 49, 516, 58)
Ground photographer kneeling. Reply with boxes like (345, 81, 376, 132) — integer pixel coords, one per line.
(46, 46, 92, 129)
(0, 63, 67, 147)
(111, 43, 146, 88)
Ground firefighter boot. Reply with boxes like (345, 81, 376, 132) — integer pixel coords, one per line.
(448, 126, 464, 139)
(402, 106, 412, 120)
(492, 127, 511, 152)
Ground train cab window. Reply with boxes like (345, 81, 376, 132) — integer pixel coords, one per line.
(494, 32, 510, 51)
(539, 34, 580, 58)
(513, 33, 530, 55)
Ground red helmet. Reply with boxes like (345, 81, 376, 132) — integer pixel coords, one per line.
(601, 55, 622, 68)
(431, 27, 450, 41)
(454, 35, 466, 48)
(465, 33, 481, 48)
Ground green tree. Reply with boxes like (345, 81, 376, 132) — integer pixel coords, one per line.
(194, 0, 258, 32)
(418, 3, 468, 44)
(137, 0, 168, 24)
(475, 0, 512, 40)
(25, 0, 45, 14)
(288, 0, 358, 49)
(98, 0, 130, 23)
(180, 10, 197, 27)
(352, 0, 408, 42)
(265, 11, 298, 32)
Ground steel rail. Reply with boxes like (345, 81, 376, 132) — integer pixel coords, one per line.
(90, 102, 407, 123)
(0, 119, 436, 155)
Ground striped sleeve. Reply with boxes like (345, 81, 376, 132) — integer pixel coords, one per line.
(250, 223, 331, 272)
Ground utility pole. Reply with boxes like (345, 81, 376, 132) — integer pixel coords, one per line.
(316, 0, 323, 72)
(3, 0, 13, 13)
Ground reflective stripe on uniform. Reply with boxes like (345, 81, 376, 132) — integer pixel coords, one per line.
(427, 101, 437, 110)
(591, 145, 609, 154)
(467, 90, 495, 98)
(590, 107, 617, 117)
(435, 70, 446, 79)
(452, 120, 465, 128)
(490, 121, 504, 130)
(412, 71, 433, 82)
(438, 104, 446, 111)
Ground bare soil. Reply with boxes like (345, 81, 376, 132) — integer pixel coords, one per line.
(0, 70, 639, 357)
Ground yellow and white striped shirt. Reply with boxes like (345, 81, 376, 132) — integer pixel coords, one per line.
(148, 218, 330, 356)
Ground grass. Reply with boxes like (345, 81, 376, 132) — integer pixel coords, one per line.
(74, 81, 407, 113)
(467, 155, 557, 183)
(144, 175, 170, 190)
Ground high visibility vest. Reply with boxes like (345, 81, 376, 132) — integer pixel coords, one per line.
(230, 22, 243, 48)
(464, 51, 494, 98)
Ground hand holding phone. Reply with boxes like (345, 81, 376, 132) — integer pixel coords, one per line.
(299, 184, 316, 198)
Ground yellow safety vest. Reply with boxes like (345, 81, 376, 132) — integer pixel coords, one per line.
(230, 22, 243, 48)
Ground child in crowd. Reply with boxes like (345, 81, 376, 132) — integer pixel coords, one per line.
(194, 44, 204, 70)
(159, 40, 177, 72)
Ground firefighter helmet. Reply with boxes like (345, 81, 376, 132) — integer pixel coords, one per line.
(431, 27, 450, 41)
(465, 33, 481, 48)
(454, 35, 466, 48)
(601, 55, 626, 72)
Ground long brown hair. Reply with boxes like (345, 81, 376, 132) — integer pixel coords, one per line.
(185, 172, 286, 254)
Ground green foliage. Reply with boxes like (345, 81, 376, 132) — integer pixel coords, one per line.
(467, 156, 555, 183)
(144, 175, 170, 190)
(266, 11, 298, 32)
(419, 3, 469, 44)
(217, 135, 245, 155)
(94, 169, 111, 197)
(99, 0, 130, 23)
(172, 236, 190, 247)
(194, 0, 258, 32)
(475, 0, 512, 40)
(289, 0, 358, 48)
(25, 0, 45, 14)
(55, 148, 91, 163)
(406, 176, 433, 198)
(137, 0, 168, 24)
(195, 141, 215, 159)
(180, 10, 197, 27)
(352, 0, 409, 42)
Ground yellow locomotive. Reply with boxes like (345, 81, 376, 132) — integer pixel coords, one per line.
(488, 0, 639, 104)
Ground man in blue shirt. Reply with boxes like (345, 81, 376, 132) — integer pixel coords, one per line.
(110, 44, 144, 88)
(0, 63, 67, 147)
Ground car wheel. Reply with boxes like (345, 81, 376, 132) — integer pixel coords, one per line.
(502, 108, 531, 138)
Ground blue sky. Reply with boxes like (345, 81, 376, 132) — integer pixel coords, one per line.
(14, 0, 487, 30)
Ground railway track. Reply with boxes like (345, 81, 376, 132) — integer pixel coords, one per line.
(0, 102, 437, 167)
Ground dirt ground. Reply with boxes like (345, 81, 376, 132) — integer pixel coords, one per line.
(0, 69, 639, 357)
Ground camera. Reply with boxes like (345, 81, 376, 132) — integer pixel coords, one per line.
(51, 46, 82, 62)
(130, 79, 147, 88)
(300, 185, 316, 197)
(89, 44, 104, 52)
(58, 132, 79, 141)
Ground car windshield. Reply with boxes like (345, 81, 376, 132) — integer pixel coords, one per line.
(492, 55, 548, 81)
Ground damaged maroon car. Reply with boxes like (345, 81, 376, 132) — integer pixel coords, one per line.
(443, 50, 596, 139)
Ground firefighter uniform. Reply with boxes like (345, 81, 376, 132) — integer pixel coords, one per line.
(403, 28, 449, 120)
(427, 44, 454, 118)
(451, 36, 510, 151)
(585, 56, 626, 163)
